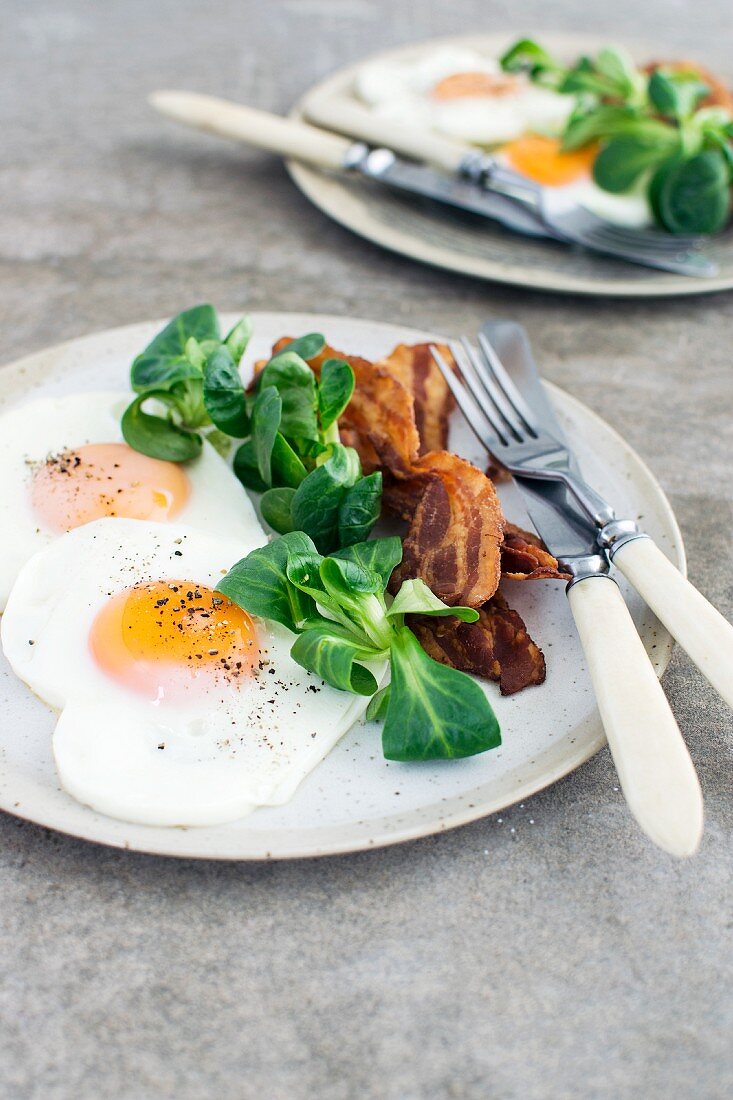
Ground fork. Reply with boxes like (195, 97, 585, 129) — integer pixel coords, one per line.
(458, 153, 717, 276)
(431, 333, 733, 710)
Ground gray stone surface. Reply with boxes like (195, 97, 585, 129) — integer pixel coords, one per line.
(1, 2, 732, 1097)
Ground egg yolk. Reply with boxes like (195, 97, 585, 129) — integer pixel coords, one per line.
(89, 580, 258, 698)
(432, 71, 520, 99)
(502, 135, 598, 186)
(31, 443, 190, 533)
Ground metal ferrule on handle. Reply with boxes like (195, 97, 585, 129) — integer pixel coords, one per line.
(458, 151, 543, 208)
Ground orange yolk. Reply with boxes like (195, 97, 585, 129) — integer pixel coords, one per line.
(432, 71, 521, 100)
(89, 580, 258, 698)
(31, 443, 190, 533)
(502, 135, 598, 187)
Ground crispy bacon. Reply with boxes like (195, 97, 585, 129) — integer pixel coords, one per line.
(409, 591, 546, 695)
(381, 489, 566, 583)
(375, 343, 455, 454)
(502, 522, 570, 581)
(388, 450, 504, 606)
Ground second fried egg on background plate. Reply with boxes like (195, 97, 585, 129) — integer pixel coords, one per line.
(354, 46, 575, 146)
(498, 135, 652, 228)
(1, 518, 380, 827)
(0, 391, 258, 610)
(354, 46, 652, 228)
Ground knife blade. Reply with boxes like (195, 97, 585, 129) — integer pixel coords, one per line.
(480, 318, 593, 560)
(352, 147, 556, 241)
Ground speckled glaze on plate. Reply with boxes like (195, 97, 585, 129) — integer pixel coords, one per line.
(288, 33, 733, 298)
(0, 314, 684, 859)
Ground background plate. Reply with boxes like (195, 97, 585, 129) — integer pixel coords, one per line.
(0, 313, 684, 858)
(289, 33, 733, 298)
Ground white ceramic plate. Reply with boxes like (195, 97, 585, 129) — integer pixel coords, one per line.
(289, 33, 733, 298)
(0, 313, 684, 858)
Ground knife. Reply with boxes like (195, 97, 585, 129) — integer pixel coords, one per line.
(432, 334, 706, 857)
(149, 91, 555, 240)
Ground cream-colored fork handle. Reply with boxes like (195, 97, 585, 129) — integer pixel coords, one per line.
(568, 575, 703, 857)
(612, 538, 733, 709)
(150, 90, 354, 171)
(303, 93, 468, 173)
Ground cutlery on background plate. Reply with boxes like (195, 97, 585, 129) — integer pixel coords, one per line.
(150, 91, 553, 240)
(429, 326, 733, 857)
(150, 91, 716, 276)
(304, 94, 718, 277)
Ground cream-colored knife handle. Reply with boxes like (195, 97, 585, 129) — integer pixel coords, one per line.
(567, 574, 703, 857)
(304, 94, 467, 173)
(150, 90, 354, 171)
(612, 537, 733, 708)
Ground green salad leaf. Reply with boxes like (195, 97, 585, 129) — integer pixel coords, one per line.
(276, 333, 326, 361)
(217, 532, 317, 633)
(382, 627, 501, 761)
(218, 534, 501, 762)
(130, 304, 220, 393)
(387, 578, 479, 621)
(337, 471, 383, 548)
(650, 150, 731, 233)
(290, 626, 379, 695)
(259, 352, 319, 441)
(318, 358, 355, 431)
(259, 487, 296, 534)
(290, 444, 362, 553)
(500, 37, 733, 235)
(592, 132, 679, 193)
(121, 391, 203, 462)
(121, 309, 382, 553)
(251, 385, 282, 485)
(233, 439, 269, 492)
(648, 69, 710, 121)
(202, 345, 249, 437)
(224, 315, 254, 363)
(333, 536, 403, 588)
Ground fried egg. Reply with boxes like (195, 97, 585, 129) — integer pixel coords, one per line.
(498, 135, 652, 227)
(1, 518, 377, 826)
(0, 391, 258, 610)
(354, 46, 576, 146)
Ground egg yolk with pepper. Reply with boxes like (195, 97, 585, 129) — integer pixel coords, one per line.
(90, 580, 258, 698)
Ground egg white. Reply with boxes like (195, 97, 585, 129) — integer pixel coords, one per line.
(1, 518, 380, 827)
(0, 391, 260, 611)
(354, 47, 575, 146)
(494, 150, 653, 228)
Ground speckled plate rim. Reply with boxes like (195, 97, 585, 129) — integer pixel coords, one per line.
(0, 313, 684, 860)
(288, 32, 733, 299)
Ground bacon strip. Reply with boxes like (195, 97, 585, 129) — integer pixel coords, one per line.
(276, 336, 505, 607)
(388, 450, 504, 607)
(409, 591, 547, 696)
(502, 523, 570, 581)
(375, 343, 454, 454)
